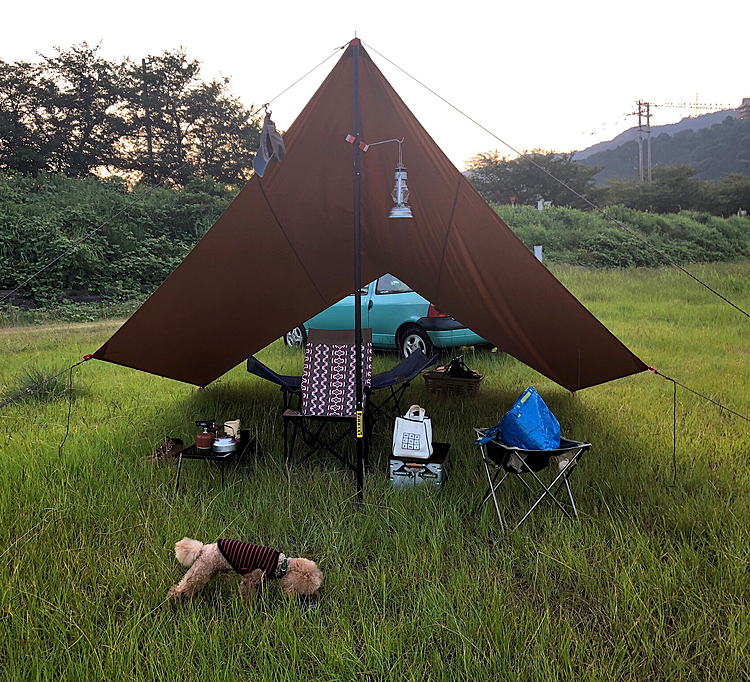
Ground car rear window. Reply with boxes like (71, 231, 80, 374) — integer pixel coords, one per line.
(376, 275, 413, 295)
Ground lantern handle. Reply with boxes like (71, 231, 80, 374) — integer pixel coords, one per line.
(365, 138, 405, 166)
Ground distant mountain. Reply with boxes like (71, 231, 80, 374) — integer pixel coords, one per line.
(574, 110, 750, 184)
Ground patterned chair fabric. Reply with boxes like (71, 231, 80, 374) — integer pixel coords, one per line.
(301, 329, 373, 417)
(282, 329, 374, 471)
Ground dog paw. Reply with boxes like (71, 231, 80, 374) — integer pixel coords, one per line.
(239, 569, 265, 599)
(166, 586, 185, 600)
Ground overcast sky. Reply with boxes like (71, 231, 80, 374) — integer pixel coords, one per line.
(3, 0, 747, 170)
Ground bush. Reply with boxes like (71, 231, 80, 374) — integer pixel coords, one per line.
(495, 204, 750, 268)
(2, 174, 749, 312)
(0, 173, 236, 303)
(6, 361, 78, 403)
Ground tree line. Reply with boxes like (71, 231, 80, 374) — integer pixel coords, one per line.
(5, 42, 747, 216)
(467, 150, 750, 218)
(1, 45, 749, 308)
(1, 173, 748, 309)
(0, 43, 261, 186)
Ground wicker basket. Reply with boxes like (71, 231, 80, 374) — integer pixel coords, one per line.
(422, 370, 482, 396)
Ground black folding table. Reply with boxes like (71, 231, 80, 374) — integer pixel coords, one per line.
(174, 430, 254, 492)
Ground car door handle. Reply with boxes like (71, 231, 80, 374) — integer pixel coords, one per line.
(367, 300, 373, 310)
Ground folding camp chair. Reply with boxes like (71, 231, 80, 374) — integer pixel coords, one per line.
(247, 349, 437, 421)
(247, 355, 302, 411)
(283, 329, 373, 471)
(474, 427, 591, 533)
(367, 350, 438, 424)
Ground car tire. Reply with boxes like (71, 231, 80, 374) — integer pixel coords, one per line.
(399, 325, 433, 359)
(284, 326, 307, 348)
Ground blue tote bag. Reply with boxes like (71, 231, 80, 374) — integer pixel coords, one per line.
(476, 387, 561, 450)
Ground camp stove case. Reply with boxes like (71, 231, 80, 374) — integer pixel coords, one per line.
(389, 442, 449, 488)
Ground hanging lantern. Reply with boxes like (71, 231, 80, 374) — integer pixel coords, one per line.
(348, 135, 414, 219)
(389, 164, 412, 219)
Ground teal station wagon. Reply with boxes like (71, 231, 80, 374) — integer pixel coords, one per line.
(284, 274, 488, 358)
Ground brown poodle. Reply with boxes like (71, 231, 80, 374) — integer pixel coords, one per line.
(166, 537, 323, 602)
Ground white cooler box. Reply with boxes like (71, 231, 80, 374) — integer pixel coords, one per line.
(389, 442, 449, 488)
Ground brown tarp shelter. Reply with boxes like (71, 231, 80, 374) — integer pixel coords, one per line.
(94, 41, 646, 391)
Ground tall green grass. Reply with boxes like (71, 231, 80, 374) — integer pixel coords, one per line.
(1, 263, 749, 681)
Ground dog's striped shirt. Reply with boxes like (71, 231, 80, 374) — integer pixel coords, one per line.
(217, 539, 280, 578)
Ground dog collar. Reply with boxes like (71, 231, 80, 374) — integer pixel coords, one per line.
(276, 557, 289, 579)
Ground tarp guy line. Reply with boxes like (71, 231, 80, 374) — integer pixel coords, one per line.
(363, 41, 750, 321)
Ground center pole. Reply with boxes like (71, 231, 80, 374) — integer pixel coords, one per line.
(352, 38, 364, 504)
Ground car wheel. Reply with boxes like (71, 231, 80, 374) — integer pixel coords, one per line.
(284, 326, 307, 348)
(399, 325, 433, 359)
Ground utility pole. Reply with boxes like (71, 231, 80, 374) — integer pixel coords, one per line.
(646, 101, 652, 181)
(637, 101, 644, 182)
(636, 100, 652, 182)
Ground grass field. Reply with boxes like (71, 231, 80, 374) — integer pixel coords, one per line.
(1, 262, 749, 681)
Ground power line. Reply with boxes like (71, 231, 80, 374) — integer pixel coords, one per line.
(582, 99, 736, 141)
(655, 102, 735, 110)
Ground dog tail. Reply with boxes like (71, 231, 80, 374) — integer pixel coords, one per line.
(174, 537, 203, 567)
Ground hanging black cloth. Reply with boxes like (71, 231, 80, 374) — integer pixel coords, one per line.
(253, 110, 286, 177)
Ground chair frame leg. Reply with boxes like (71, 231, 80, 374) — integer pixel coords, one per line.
(563, 475, 578, 518)
(512, 453, 583, 531)
(284, 417, 366, 473)
(559, 456, 581, 518)
(513, 470, 571, 532)
(475, 446, 507, 534)
(366, 383, 410, 427)
(476, 445, 585, 534)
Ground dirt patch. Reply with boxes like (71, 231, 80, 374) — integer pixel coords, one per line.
(0, 320, 124, 336)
